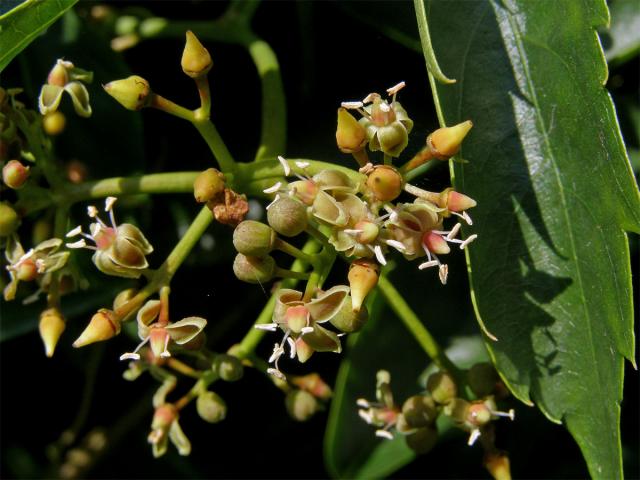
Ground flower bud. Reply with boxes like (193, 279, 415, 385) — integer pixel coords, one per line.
(233, 220, 277, 257)
(73, 309, 121, 348)
(427, 371, 457, 405)
(181, 31, 213, 78)
(2, 160, 30, 189)
(103, 75, 151, 111)
(444, 397, 470, 425)
(377, 122, 409, 157)
(196, 391, 227, 423)
(0, 202, 19, 237)
(232, 253, 275, 284)
(348, 259, 379, 313)
(336, 107, 366, 153)
(402, 395, 438, 428)
(329, 296, 368, 333)
(484, 451, 511, 480)
(42, 111, 66, 136)
(39, 307, 66, 357)
(193, 168, 224, 203)
(267, 196, 308, 237)
(291, 373, 332, 401)
(439, 188, 477, 212)
(428, 120, 473, 159)
(468, 362, 499, 398)
(405, 425, 438, 455)
(285, 390, 319, 422)
(366, 165, 403, 202)
(213, 354, 244, 382)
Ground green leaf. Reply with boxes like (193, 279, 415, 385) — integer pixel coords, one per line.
(419, 1, 640, 478)
(602, 0, 640, 65)
(0, 0, 78, 73)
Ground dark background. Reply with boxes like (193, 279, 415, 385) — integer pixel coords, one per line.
(1, 1, 638, 478)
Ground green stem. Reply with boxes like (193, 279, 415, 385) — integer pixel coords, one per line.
(150, 94, 195, 121)
(274, 237, 320, 268)
(60, 172, 200, 205)
(244, 34, 286, 160)
(274, 267, 310, 281)
(162, 206, 212, 279)
(377, 275, 462, 379)
(192, 120, 237, 173)
(234, 158, 365, 186)
(195, 76, 211, 119)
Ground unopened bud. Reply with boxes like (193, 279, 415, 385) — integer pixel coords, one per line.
(213, 354, 244, 382)
(73, 309, 121, 348)
(444, 397, 470, 425)
(484, 451, 511, 480)
(196, 391, 227, 423)
(336, 107, 366, 153)
(3, 160, 30, 189)
(43, 111, 66, 136)
(427, 371, 458, 405)
(468, 362, 499, 398)
(439, 188, 477, 212)
(233, 253, 275, 284)
(428, 120, 473, 159)
(377, 122, 409, 157)
(39, 307, 66, 357)
(402, 395, 438, 428)
(405, 425, 438, 455)
(348, 259, 379, 313)
(0, 202, 19, 237)
(422, 231, 450, 255)
(267, 196, 308, 237)
(193, 168, 224, 203)
(181, 31, 213, 78)
(233, 220, 276, 257)
(103, 75, 151, 111)
(366, 165, 403, 202)
(112, 288, 138, 311)
(285, 389, 319, 422)
(291, 373, 332, 401)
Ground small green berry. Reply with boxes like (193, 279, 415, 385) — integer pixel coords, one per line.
(285, 390, 318, 422)
(196, 391, 227, 423)
(426, 371, 457, 405)
(213, 354, 244, 382)
(402, 395, 438, 428)
(232, 253, 275, 284)
(267, 196, 307, 237)
(233, 220, 276, 257)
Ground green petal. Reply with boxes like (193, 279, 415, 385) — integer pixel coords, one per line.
(92, 251, 144, 278)
(312, 190, 349, 227)
(117, 223, 153, 254)
(152, 435, 168, 458)
(169, 420, 191, 456)
(166, 316, 207, 344)
(312, 170, 357, 193)
(39, 251, 69, 273)
(111, 236, 148, 269)
(38, 84, 64, 115)
(301, 324, 341, 353)
(273, 289, 303, 325)
(5, 235, 25, 264)
(306, 285, 350, 323)
(137, 299, 161, 338)
(34, 238, 63, 254)
(64, 82, 92, 118)
(377, 122, 408, 157)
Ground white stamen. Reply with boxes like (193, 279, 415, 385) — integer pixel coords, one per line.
(105, 196, 117, 212)
(66, 226, 83, 237)
(356, 398, 371, 408)
(300, 326, 314, 335)
(358, 409, 374, 424)
(66, 239, 87, 249)
(35, 259, 46, 274)
(267, 368, 286, 381)
(447, 223, 462, 240)
(266, 194, 281, 210)
(358, 162, 374, 174)
(386, 81, 406, 95)
(286, 337, 297, 359)
(268, 343, 285, 363)
(343, 229, 364, 236)
(277, 155, 291, 176)
(119, 353, 141, 361)
(418, 260, 439, 270)
(254, 323, 279, 331)
(375, 430, 394, 440)
(439, 264, 449, 285)
(362, 93, 380, 104)
(89, 223, 101, 238)
(492, 408, 515, 421)
(294, 161, 310, 169)
(373, 245, 387, 265)
(263, 182, 282, 194)
(87, 206, 99, 218)
(467, 429, 481, 446)
(341, 101, 363, 109)
(385, 239, 406, 251)
(460, 234, 478, 249)
(461, 211, 473, 225)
